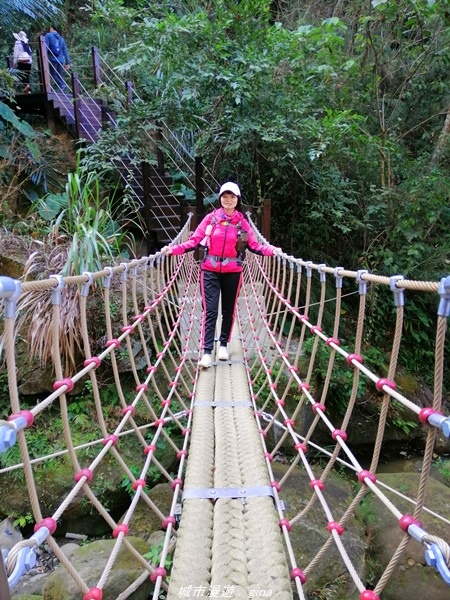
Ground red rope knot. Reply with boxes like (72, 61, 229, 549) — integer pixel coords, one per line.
(326, 336, 340, 347)
(171, 478, 183, 490)
(161, 399, 171, 407)
(399, 514, 422, 532)
(132, 479, 146, 491)
(259, 429, 267, 437)
(133, 315, 145, 323)
(276, 399, 285, 407)
(74, 468, 93, 483)
(34, 517, 57, 535)
(360, 591, 380, 600)
(177, 450, 188, 459)
(269, 383, 277, 390)
(418, 407, 443, 424)
(113, 524, 129, 538)
(175, 366, 183, 372)
(146, 366, 157, 373)
(332, 429, 347, 442)
(311, 325, 322, 335)
(121, 406, 135, 416)
(309, 479, 324, 491)
(264, 452, 273, 462)
(182, 428, 191, 437)
(265, 368, 272, 375)
(299, 382, 310, 391)
(162, 515, 176, 530)
(312, 402, 326, 414)
(83, 588, 103, 600)
(156, 352, 165, 358)
(358, 470, 377, 485)
(121, 325, 134, 334)
(291, 567, 306, 584)
(279, 518, 292, 532)
(375, 378, 396, 392)
(154, 418, 165, 427)
(8, 410, 34, 428)
(150, 567, 167, 582)
(144, 305, 153, 312)
(102, 434, 119, 447)
(295, 442, 307, 453)
(327, 521, 345, 535)
(288, 365, 298, 373)
(298, 314, 309, 323)
(53, 378, 74, 393)
(270, 481, 281, 492)
(186, 409, 193, 415)
(346, 353, 363, 365)
(105, 339, 120, 349)
(136, 383, 148, 392)
(169, 381, 178, 387)
(144, 444, 156, 455)
(284, 418, 295, 427)
(84, 356, 101, 369)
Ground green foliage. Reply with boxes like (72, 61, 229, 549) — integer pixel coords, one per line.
(434, 457, 450, 487)
(143, 542, 173, 571)
(32, 161, 131, 275)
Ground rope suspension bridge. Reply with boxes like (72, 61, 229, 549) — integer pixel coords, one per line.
(0, 213, 450, 600)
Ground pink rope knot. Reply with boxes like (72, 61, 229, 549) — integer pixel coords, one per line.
(259, 429, 267, 437)
(270, 481, 281, 492)
(146, 366, 157, 373)
(84, 356, 101, 369)
(326, 336, 340, 346)
(298, 314, 309, 322)
(53, 378, 74, 393)
(332, 429, 347, 442)
(312, 402, 326, 414)
(375, 377, 396, 392)
(291, 567, 306, 584)
(346, 353, 363, 365)
(171, 478, 183, 490)
(105, 339, 120, 349)
(284, 418, 295, 427)
(113, 524, 128, 538)
(121, 325, 134, 334)
(310, 479, 324, 491)
(144, 444, 156, 454)
(311, 325, 322, 334)
(264, 452, 273, 462)
(102, 434, 119, 446)
(295, 442, 307, 453)
(34, 517, 57, 535)
(419, 407, 442, 424)
(161, 399, 171, 407)
(279, 518, 292, 532)
(121, 406, 135, 415)
(299, 382, 310, 391)
(399, 514, 422, 532)
(182, 428, 191, 437)
(327, 521, 345, 535)
(74, 468, 93, 483)
(154, 418, 165, 427)
(358, 470, 377, 485)
(8, 410, 34, 428)
(132, 479, 146, 491)
(136, 383, 148, 392)
(150, 567, 167, 582)
(84, 588, 103, 600)
(162, 516, 176, 529)
(276, 399, 285, 407)
(360, 591, 380, 600)
(177, 450, 188, 459)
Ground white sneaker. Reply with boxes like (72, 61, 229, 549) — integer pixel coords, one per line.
(199, 353, 212, 368)
(217, 346, 229, 361)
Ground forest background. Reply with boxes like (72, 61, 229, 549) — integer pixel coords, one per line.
(0, 0, 450, 384)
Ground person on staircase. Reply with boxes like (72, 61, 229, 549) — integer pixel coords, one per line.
(44, 25, 70, 92)
(162, 182, 281, 368)
(12, 31, 32, 93)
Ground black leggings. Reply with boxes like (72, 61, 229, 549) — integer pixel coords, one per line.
(200, 270, 242, 353)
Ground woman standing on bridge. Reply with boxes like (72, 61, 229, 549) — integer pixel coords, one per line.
(12, 31, 32, 93)
(163, 182, 281, 368)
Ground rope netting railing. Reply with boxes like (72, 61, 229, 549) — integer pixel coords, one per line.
(0, 213, 449, 599)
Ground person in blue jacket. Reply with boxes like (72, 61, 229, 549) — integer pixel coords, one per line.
(44, 25, 70, 92)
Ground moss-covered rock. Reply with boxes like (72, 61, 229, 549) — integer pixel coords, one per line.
(43, 537, 151, 600)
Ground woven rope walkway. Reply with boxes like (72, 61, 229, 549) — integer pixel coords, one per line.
(168, 318, 292, 598)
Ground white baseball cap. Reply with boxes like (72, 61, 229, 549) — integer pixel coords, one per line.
(219, 182, 241, 198)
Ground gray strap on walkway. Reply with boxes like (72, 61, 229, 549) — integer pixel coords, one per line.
(181, 485, 274, 501)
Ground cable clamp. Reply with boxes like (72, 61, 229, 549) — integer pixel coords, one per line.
(438, 275, 450, 317)
(389, 275, 405, 307)
(4, 545, 36, 590)
(0, 277, 22, 318)
(334, 266, 344, 289)
(181, 485, 274, 502)
(103, 266, 113, 288)
(80, 272, 94, 297)
(425, 543, 450, 585)
(50, 274, 64, 306)
(356, 269, 369, 296)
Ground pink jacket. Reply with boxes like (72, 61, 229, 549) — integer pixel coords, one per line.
(171, 209, 276, 273)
